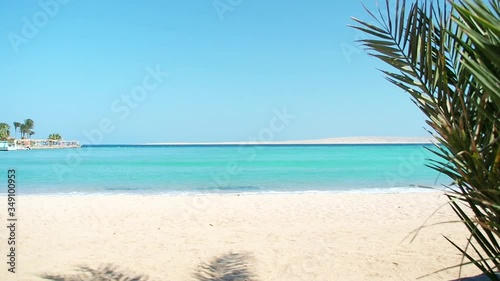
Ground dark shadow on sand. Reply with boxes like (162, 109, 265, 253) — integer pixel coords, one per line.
(40, 264, 151, 281)
(40, 252, 256, 281)
(193, 252, 257, 281)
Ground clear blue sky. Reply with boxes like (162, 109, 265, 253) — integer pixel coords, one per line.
(0, 0, 428, 144)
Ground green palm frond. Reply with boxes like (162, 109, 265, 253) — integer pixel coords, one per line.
(452, 0, 500, 106)
(351, 0, 500, 278)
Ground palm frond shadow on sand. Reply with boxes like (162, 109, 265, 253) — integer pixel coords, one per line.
(193, 252, 257, 281)
(40, 264, 150, 281)
(40, 252, 256, 281)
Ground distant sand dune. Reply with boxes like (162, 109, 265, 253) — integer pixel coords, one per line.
(145, 136, 437, 146)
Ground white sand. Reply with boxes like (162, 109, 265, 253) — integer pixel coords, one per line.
(1, 192, 479, 280)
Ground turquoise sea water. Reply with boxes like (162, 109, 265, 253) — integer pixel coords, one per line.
(0, 144, 449, 195)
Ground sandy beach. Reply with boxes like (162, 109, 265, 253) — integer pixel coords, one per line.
(1, 192, 479, 280)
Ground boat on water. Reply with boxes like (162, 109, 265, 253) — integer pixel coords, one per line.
(0, 141, 18, 151)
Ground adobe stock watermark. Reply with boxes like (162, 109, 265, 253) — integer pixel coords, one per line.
(341, 2, 397, 63)
(267, 237, 336, 281)
(7, 0, 70, 54)
(384, 147, 426, 187)
(210, 107, 296, 189)
(213, 0, 243, 21)
(52, 65, 169, 180)
(179, 107, 296, 223)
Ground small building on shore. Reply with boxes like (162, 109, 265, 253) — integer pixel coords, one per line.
(15, 139, 81, 149)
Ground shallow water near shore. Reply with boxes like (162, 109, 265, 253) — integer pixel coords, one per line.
(0, 144, 448, 195)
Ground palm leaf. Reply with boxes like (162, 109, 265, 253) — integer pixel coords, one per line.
(352, 0, 500, 277)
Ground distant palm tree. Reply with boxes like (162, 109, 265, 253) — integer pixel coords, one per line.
(23, 119, 34, 139)
(48, 133, 62, 140)
(20, 124, 27, 139)
(13, 122, 21, 138)
(0, 123, 10, 140)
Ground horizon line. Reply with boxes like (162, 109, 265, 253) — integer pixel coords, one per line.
(82, 136, 438, 146)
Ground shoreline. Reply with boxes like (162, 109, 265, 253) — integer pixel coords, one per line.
(9, 187, 445, 197)
(29, 145, 81, 150)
